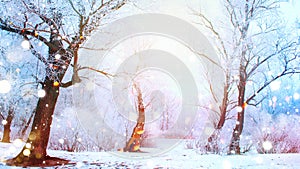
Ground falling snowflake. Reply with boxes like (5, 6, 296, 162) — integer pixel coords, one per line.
(25, 143, 32, 149)
(236, 106, 243, 112)
(0, 80, 11, 93)
(37, 89, 46, 98)
(55, 54, 61, 60)
(1, 120, 7, 125)
(23, 149, 31, 156)
(21, 40, 30, 50)
(293, 92, 299, 100)
(270, 81, 281, 91)
(58, 138, 64, 144)
(262, 141, 273, 151)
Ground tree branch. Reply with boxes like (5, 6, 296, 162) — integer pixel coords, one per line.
(247, 41, 297, 77)
(0, 18, 60, 51)
(78, 66, 113, 78)
(246, 69, 300, 104)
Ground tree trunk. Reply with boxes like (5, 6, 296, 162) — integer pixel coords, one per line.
(229, 70, 246, 155)
(206, 73, 230, 153)
(228, 0, 250, 154)
(205, 106, 226, 153)
(7, 78, 61, 165)
(228, 105, 245, 154)
(6, 37, 72, 166)
(1, 108, 14, 143)
(121, 83, 145, 152)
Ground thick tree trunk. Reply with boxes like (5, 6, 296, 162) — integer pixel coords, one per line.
(121, 83, 145, 152)
(7, 78, 61, 166)
(2, 108, 14, 143)
(6, 36, 72, 166)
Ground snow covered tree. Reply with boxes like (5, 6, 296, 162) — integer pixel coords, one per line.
(0, 35, 38, 143)
(248, 110, 300, 153)
(195, 0, 300, 154)
(0, 0, 126, 166)
(226, 0, 300, 155)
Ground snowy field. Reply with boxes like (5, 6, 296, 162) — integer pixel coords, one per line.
(1, 139, 300, 169)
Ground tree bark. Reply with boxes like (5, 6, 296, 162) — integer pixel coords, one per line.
(229, 62, 247, 155)
(1, 108, 14, 143)
(228, 0, 251, 154)
(121, 83, 145, 152)
(206, 72, 230, 153)
(9, 78, 60, 165)
(6, 36, 72, 166)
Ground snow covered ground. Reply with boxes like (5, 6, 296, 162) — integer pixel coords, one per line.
(1, 139, 300, 169)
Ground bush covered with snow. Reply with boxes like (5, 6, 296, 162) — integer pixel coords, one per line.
(250, 113, 300, 153)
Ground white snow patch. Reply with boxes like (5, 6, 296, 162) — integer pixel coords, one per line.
(1, 140, 300, 168)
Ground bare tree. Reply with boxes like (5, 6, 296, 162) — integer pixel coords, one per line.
(1, 0, 126, 166)
(195, 0, 300, 154)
